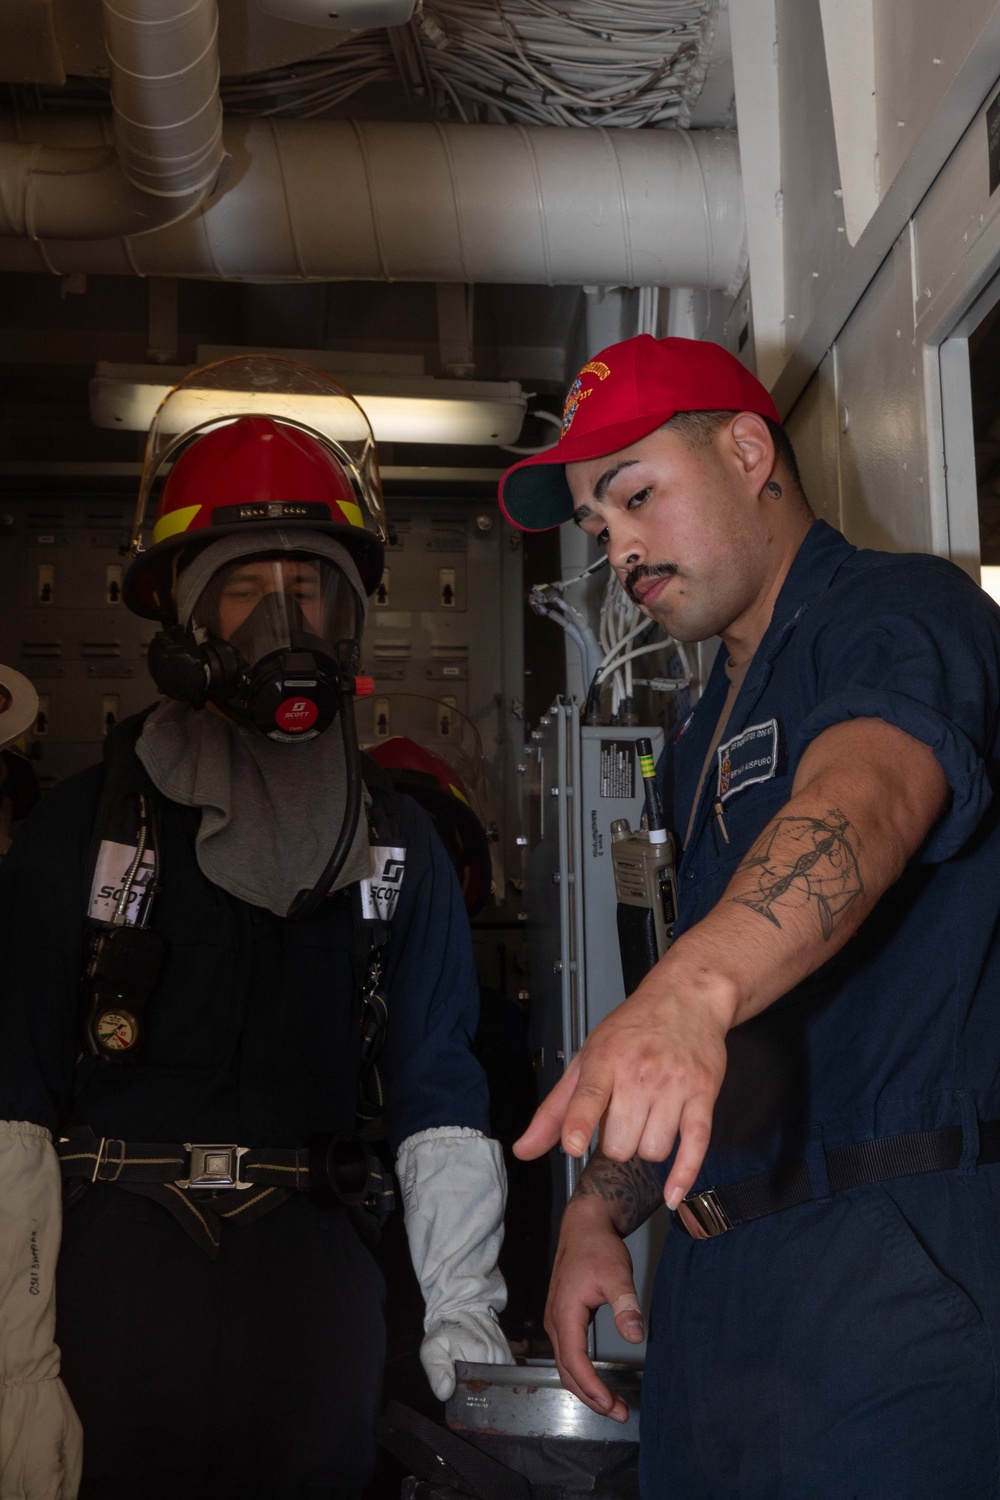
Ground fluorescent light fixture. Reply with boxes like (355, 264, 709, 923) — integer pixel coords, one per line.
(89, 363, 527, 447)
(982, 567, 1000, 606)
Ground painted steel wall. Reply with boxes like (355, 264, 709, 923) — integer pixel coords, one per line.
(778, 0, 850, 340)
(874, 0, 998, 192)
(783, 350, 841, 531)
(782, 4, 1000, 560)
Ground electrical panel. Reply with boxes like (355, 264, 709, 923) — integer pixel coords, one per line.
(0, 496, 154, 789)
(518, 700, 670, 1366)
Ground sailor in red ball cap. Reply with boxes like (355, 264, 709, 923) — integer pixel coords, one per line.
(505, 334, 1000, 1497)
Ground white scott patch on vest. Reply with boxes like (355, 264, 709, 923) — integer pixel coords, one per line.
(358, 845, 407, 922)
(716, 719, 780, 803)
(89, 839, 156, 925)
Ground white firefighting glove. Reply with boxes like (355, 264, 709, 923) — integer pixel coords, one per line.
(0, 1122, 82, 1500)
(397, 1126, 514, 1401)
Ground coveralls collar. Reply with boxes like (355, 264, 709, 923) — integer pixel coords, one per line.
(761, 518, 856, 647)
(726, 519, 855, 688)
(682, 521, 856, 861)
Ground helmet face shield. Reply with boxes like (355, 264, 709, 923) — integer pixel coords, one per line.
(191, 554, 364, 675)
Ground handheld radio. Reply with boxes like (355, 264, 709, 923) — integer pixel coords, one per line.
(611, 738, 678, 995)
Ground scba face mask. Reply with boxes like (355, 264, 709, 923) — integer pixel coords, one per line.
(191, 554, 365, 742)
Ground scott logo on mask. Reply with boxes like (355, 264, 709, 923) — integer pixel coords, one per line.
(276, 696, 320, 733)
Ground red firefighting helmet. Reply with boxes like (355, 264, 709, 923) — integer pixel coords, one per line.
(123, 356, 388, 620)
(367, 736, 494, 917)
(124, 415, 384, 618)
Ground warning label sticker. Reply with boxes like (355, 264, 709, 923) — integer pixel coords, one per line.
(600, 740, 636, 799)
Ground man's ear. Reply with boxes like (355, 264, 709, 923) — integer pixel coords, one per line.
(722, 411, 776, 494)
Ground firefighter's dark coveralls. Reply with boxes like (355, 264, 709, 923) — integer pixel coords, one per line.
(644, 519, 1000, 1499)
(0, 755, 490, 1499)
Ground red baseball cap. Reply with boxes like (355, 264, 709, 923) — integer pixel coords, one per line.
(499, 335, 780, 532)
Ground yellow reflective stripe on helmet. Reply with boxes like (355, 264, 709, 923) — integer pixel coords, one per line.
(339, 500, 363, 529)
(153, 505, 202, 547)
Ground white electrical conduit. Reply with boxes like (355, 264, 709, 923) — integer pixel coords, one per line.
(530, 589, 602, 684)
(0, 118, 744, 286)
(0, 0, 226, 243)
(595, 635, 671, 686)
(537, 608, 600, 690)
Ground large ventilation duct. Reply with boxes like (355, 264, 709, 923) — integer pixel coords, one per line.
(0, 0, 225, 242)
(0, 117, 744, 290)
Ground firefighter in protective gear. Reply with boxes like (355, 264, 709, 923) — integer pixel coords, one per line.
(0, 357, 512, 1499)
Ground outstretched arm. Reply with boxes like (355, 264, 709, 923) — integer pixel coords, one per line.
(515, 717, 949, 1207)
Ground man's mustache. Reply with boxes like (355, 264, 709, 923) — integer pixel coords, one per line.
(623, 562, 678, 604)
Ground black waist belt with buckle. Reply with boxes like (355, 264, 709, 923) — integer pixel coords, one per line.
(58, 1129, 312, 1258)
(677, 1118, 1000, 1239)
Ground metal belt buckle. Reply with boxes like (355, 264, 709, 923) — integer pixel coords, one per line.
(91, 1137, 126, 1183)
(178, 1143, 251, 1191)
(676, 1188, 732, 1240)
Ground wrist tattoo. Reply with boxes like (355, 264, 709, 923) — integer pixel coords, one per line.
(574, 1151, 664, 1235)
(729, 807, 863, 941)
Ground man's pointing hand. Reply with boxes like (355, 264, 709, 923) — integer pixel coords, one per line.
(512, 962, 734, 1209)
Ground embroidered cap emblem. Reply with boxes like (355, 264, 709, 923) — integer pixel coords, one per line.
(561, 377, 591, 436)
(560, 359, 612, 436)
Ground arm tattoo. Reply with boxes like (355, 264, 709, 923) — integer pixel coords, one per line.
(573, 1150, 664, 1236)
(729, 807, 863, 941)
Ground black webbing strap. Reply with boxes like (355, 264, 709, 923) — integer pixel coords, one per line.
(375, 1401, 532, 1500)
(58, 1135, 186, 1185)
(683, 1119, 1000, 1235)
(116, 1181, 294, 1258)
(58, 1132, 312, 1189)
(58, 1130, 311, 1257)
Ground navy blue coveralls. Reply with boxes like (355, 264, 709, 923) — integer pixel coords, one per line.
(0, 756, 489, 1500)
(642, 521, 1000, 1500)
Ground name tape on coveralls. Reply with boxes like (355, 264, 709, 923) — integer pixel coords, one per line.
(716, 719, 780, 803)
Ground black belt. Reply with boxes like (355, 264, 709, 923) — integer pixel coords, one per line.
(676, 1119, 1000, 1239)
(57, 1134, 311, 1191)
(58, 1130, 312, 1257)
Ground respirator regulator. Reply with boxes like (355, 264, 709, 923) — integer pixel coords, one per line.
(184, 552, 365, 743)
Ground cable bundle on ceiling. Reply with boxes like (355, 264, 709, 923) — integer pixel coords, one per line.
(215, 0, 718, 127)
(11, 0, 719, 128)
(220, 38, 397, 117)
(408, 0, 718, 128)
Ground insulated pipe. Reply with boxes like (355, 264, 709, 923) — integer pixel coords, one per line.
(107, 0, 224, 199)
(0, 0, 225, 242)
(0, 116, 744, 288)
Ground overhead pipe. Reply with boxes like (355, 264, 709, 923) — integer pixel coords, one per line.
(0, 117, 744, 290)
(0, 0, 226, 244)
